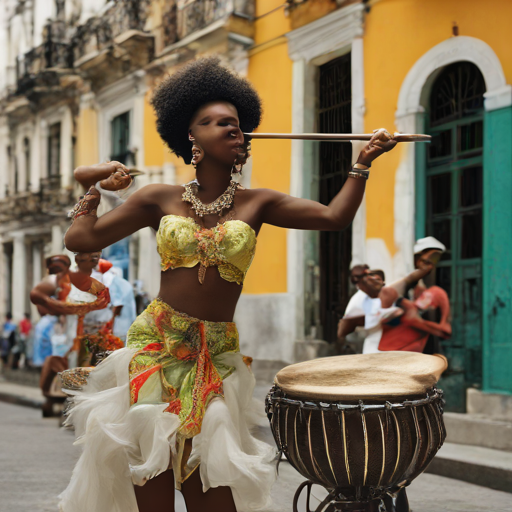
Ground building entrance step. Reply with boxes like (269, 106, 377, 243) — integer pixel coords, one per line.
(444, 412, 512, 452)
(427, 442, 512, 493)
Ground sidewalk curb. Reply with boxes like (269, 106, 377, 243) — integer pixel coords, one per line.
(0, 391, 43, 409)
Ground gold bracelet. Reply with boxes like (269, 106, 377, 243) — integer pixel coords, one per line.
(353, 162, 370, 170)
(348, 169, 370, 180)
(348, 172, 367, 180)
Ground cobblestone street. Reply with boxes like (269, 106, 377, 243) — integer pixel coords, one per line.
(1, 401, 510, 512)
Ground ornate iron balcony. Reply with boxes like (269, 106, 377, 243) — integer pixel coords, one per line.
(15, 20, 73, 96)
(73, 0, 152, 63)
(163, 0, 255, 48)
(0, 177, 75, 223)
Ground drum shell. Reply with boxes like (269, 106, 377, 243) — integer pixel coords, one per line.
(266, 387, 446, 501)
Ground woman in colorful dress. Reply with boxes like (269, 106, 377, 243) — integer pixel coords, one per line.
(60, 57, 397, 512)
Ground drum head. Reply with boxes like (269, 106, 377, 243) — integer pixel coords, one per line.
(274, 352, 447, 401)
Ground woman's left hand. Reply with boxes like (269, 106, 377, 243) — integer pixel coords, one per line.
(357, 128, 398, 166)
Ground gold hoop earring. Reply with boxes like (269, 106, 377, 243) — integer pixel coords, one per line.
(189, 132, 204, 168)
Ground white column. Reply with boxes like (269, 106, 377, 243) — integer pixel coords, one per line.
(32, 244, 42, 285)
(133, 90, 146, 169)
(31, 243, 42, 319)
(137, 228, 160, 300)
(60, 107, 73, 188)
(0, 119, 9, 198)
(32, 0, 49, 47)
(350, 37, 367, 266)
(12, 232, 27, 322)
(393, 110, 424, 280)
(0, 11, 8, 94)
(51, 223, 65, 255)
(31, 115, 42, 192)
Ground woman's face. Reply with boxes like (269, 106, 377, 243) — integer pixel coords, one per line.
(189, 101, 245, 166)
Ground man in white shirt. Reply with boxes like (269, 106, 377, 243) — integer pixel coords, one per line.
(342, 264, 370, 318)
(337, 265, 370, 353)
(338, 264, 435, 353)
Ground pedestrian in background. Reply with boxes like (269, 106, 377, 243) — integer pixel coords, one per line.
(18, 313, 33, 368)
(102, 266, 137, 343)
(1, 313, 17, 369)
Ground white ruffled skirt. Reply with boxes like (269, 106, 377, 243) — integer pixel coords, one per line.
(59, 348, 276, 512)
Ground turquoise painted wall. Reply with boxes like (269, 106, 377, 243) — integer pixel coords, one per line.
(483, 105, 512, 394)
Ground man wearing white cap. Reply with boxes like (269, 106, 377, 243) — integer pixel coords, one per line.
(412, 236, 446, 298)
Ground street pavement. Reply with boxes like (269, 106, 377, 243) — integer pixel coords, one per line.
(1, 400, 511, 512)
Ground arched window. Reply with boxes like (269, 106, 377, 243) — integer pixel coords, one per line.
(426, 62, 486, 410)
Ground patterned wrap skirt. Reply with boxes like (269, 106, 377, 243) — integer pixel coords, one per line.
(59, 299, 276, 512)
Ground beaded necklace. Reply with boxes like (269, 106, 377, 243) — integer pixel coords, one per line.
(182, 179, 239, 217)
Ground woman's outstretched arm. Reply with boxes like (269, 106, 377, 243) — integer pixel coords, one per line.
(64, 163, 169, 252)
(259, 129, 397, 231)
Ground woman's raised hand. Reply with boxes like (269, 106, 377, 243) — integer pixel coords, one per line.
(99, 161, 133, 191)
(357, 128, 398, 167)
(74, 161, 132, 190)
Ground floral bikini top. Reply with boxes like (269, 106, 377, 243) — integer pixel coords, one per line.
(156, 215, 257, 285)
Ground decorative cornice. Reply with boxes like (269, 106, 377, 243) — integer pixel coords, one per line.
(286, 3, 364, 62)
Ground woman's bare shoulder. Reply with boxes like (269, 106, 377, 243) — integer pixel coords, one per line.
(129, 183, 184, 206)
(240, 187, 284, 201)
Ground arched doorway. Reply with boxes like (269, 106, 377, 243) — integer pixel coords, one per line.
(425, 62, 486, 411)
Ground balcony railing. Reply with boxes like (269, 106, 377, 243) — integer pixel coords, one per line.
(15, 21, 74, 95)
(73, 0, 152, 63)
(0, 176, 75, 223)
(163, 0, 254, 48)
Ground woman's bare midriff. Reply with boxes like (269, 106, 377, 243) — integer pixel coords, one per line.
(158, 266, 243, 322)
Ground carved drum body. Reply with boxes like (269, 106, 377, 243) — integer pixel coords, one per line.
(266, 352, 448, 509)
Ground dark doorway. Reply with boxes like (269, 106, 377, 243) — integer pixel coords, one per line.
(317, 53, 352, 343)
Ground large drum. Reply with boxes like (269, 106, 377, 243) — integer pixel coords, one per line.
(266, 352, 447, 511)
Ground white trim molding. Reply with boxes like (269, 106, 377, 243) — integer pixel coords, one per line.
(96, 70, 147, 166)
(286, 3, 365, 63)
(285, 4, 366, 344)
(392, 35, 512, 279)
(397, 36, 511, 118)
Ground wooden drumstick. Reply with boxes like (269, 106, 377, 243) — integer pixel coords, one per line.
(244, 132, 431, 142)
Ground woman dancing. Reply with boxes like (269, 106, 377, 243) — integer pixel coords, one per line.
(60, 57, 397, 512)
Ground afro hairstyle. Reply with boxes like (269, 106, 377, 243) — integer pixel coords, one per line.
(151, 57, 262, 165)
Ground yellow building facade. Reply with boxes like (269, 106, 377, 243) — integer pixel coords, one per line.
(2, 0, 511, 409)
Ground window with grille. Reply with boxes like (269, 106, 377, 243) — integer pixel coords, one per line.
(317, 53, 352, 343)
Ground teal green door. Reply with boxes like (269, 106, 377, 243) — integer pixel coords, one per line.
(425, 62, 486, 411)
